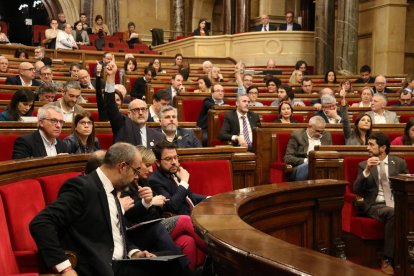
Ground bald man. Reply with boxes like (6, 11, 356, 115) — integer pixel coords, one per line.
(373, 75, 393, 94)
(103, 60, 163, 147)
(6, 62, 41, 86)
(255, 14, 276, 31)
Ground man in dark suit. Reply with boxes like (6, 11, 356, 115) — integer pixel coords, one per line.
(30, 143, 185, 275)
(354, 65, 375, 84)
(314, 94, 346, 124)
(78, 68, 105, 90)
(104, 62, 163, 147)
(197, 83, 225, 146)
(284, 116, 332, 181)
(165, 73, 185, 99)
(130, 66, 156, 100)
(159, 105, 201, 148)
(354, 132, 408, 275)
(373, 75, 393, 94)
(147, 89, 171, 122)
(278, 11, 302, 31)
(392, 90, 414, 106)
(12, 104, 68, 159)
(255, 14, 276, 32)
(148, 141, 207, 216)
(6, 62, 41, 86)
(219, 94, 260, 151)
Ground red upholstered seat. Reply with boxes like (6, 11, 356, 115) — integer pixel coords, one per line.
(181, 98, 203, 122)
(96, 133, 114, 149)
(331, 131, 345, 145)
(399, 114, 413, 123)
(0, 92, 14, 100)
(342, 157, 385, 239)
(180, 160, 232, 195)
(261, 113, 305, 123)
(269, 132, 292, 183)
(0, 180, 45, 272)
(211, 112, 227, 146)
(37, 172, 81, 205)
(0, 134, 20, 161)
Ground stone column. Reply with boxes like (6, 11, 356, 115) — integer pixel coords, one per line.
(314, 0, 335, 74)
(335, 1, 358, 73)
(223, 0, 233, 34)
(235, 0, 250, 33)
(106, 0, 119, 35)
(172, 0, 185, 38)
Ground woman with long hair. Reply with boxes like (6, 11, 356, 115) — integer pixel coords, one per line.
(266, 77, 280, 93)
(119, 57, 138, 84)
(324, 70, 337, 84)
(193, 18, 209, 36)
(274, 101, 298, 123)
(295, 60, 308, 75)
(289, 70, 303, 85)
(63, 111, 100, 153)
(341, 95, 373, 145)
(391, 117, 414, 145)
(0, 89, 35, 121)
(92, 15, 109, 35)
(72, 21, 90, 46)
(194, 76, 212, 93)
(123, 146, 208, 271)
(148, 58, 166, 74)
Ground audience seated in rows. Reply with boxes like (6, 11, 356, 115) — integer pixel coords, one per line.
(279, 11, 302, 31)
(166, 73, 185, 99)
(255, 14, 276, 32)
(246, 85, 263, 107)
(274, 101, 297, 123)
(36, 82, 58, 102)
(271, 84, 305, 107)
(366, 93, 399, 124)
(6, 62, 41, 86)
(49, 80, 85, 122)
(324, 70, 337, 84)
(63, 111, 100, 153)
(373, 75, 393, 94)
(14, 48, 29, 59)
(56, 23, 78, 50)
(92, 14, 110, 35)
(315, 94, 345, 124)
(0, 88, 35, 121)
(119, 57, 138, 85)
(73, 21, 90, 46)
(148, 89, 171, 122)
(130, 66, 156, 100)
(33, 46, 52, 65)
(354, 65, 375, 84)
(194, 75, 211, 93)
(351, 87, 373, 107)
(209, 66, 224, 83)
(289, 69, 303, 85)
(392, 90, 414, 106)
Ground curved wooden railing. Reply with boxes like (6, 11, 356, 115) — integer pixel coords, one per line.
(192, 180, 383, 275)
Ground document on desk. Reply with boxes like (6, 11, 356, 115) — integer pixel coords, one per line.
(117, 255, 185, 262)
(126, 218, 164, 231)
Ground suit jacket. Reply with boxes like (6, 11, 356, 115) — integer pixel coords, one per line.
(30, 171, 138, 275)
(279, 23, 302, 31)
(219, 110, 260, 146)
(284, 129, 332, 168)
(365, 110, 399, 124)
(354, 156, 408, 213)
(148, 168, 207, 216)
(197, 97, 216, 131)
(105, 92, 142, 145)
(193, 29, 209, 36)
(5, 75, 41, 86)
(354, 77, 375, 84)
(130, 77, 147, 99)
(314, 109, 345, 124)
(373, 87, 393, 94)
(145, 126, 164, 148)
(159, 127, 201, 148)
(255, 24, 276, 31)
(12, 130, 68, 159)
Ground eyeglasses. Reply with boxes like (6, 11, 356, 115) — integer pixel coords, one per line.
(160, 155, 179, 162)
(130, 107, 148, 113)
(78, 120, 93, 126)
(125, 162, 140, 175)
(43, 118, 65, 126)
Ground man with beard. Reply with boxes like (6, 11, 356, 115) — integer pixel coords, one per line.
(219, 94, 260, 151)
(148, 141, 207, 215)
(49, 80, 85, 122)
(30, 143, 185, 275)
(354, 132, 408, 275)
(159, 105, 201, 148)
(104, 60, 164, 147)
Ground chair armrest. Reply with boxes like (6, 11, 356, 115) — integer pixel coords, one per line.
(344, 191, 364, 207)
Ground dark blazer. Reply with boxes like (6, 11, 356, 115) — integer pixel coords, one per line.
(284, 128, 332, 168)
(145, 126, 164, 148)
(5, 75, 41, 86)
(160, 127, 201, 148)
(30, 171, 138, 275)
(219, 110, 260, 146)
(12, 130, 68, 160)
(105, 92, 142, 145)
(255, 24, 276, 31)
(279, 23, 302, 31)
(148, 168, 207, 216)
(372, 87, 393, 94)
(193, 29, 209, 36)
(130, 77, 147, 99)
(314, 109, 346, 124)
(196, 97, 216, 131)
(354, 156, 408, 213)
(354, 77, 375, 84)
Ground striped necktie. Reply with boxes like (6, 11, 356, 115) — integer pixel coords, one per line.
(241, 116, 251, 145)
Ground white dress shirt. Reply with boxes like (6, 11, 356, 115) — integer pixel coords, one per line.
(39, 129, 58, 157)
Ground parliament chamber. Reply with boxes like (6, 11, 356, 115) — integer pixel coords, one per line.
(1, 0, 414, 275)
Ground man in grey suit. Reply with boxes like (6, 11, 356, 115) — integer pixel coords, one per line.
(159, 105, 201, 148)
(354, 132, 408, 275)
(284, 116, 332, 181)
(366, 93, 399, 124)
(219, 94, 260, 151)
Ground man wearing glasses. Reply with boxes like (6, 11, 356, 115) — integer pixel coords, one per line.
(314, 94, 345, 124)
(6, 62, 41, 86)
(284, 116, 331, 181)
(49, 80, 85, 122)
(373, 75, 393, 94)
(279, 11, 302, 31)
(393, 90, 414, 106)
(12, 104, 68, 159)
(104, 61, 164, 147)
(149, 141, 207, 216)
